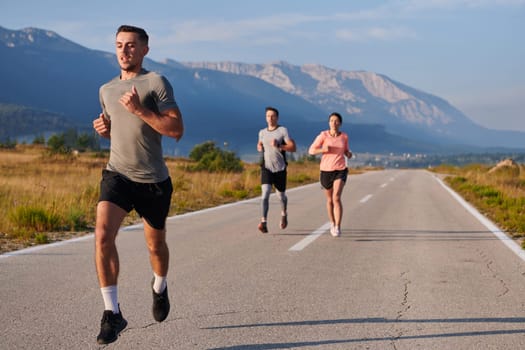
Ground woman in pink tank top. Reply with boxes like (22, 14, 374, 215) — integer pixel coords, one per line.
(308, 112, 353, 237)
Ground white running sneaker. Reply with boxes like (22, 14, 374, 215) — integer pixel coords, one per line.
(330, 223, 338, 237)
(334, 227, 341, 237)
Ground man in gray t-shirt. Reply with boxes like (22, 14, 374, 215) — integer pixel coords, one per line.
(100, 70, 177, 182)
(256, 106, 296, 233)
(92, 25, 184, 345)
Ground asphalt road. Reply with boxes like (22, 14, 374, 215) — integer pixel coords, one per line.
(2, 169, 525, 350)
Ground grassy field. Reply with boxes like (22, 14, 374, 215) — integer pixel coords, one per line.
(0, 146, 365, 253)
(1, 146, 523, 253)
(431, 161, 525, 246)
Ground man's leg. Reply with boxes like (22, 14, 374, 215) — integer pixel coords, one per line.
(95, 201, 128, 344)
(95, 201, 127, 305)
(260, 184, 272, 221)
(275, 170, 288, 229)
(144, 221, 169, 279)
(258, 184, 271, 233)
(276, 190, 288, 229)
(144, 221, 171, 322)
(276, 190, 288, 215)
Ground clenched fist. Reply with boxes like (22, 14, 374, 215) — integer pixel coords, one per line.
(93, 113, 111, 139)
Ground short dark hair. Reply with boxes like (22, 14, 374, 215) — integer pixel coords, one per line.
(329, 112, 342, 123)
(265, 106, 279, 117)
(116, 25, 149, 45)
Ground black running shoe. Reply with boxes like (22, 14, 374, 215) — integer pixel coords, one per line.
(258, 221, 268, 233)
(152, 278, 170, 322)
(280, 215, 288, 229)
(96, 308, 127, 345)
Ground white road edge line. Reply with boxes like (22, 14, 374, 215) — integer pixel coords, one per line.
(289, 222, 332, 252)
(360, 194, 373, 203)
(0, 234, 94, 259)
(434, 175, 525, 262)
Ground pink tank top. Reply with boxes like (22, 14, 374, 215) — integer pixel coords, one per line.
(308, 130, 350, 171)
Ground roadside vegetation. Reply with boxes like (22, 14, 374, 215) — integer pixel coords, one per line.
(0, 142, 357, 253)
(2, 134, 523, 254)
(431, 160, 525, 247)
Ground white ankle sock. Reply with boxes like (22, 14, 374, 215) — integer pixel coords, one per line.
(153, 273, 167, 294)
(100, 285, 119, 314)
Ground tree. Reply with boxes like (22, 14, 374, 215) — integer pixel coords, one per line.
(189, 141, 218, 162)
(0, 137, 16, 149)
(32, 134, 45, 145)
(188, 141, 244, 172)
(47, 134, 69, 154)
(76, 132, 99, 151)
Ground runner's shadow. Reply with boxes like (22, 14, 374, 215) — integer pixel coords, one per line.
(204, 316, 525, 329)
(347, 228, 500, 242)
(207, 329, 525, 350)
(268, 228, 499, 241)
(205, 317, 525, 349)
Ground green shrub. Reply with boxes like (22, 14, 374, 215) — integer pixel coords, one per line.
(47, 134, 70, 154)
(9, 206, 61, 232)
(189, 141, 217, 162)
(188, 141, 243, 172)
(470, 184, 501, 199)
(34, 233, 49, 244)
(65, 208, 88, 230)
(219, 188, 249, 199)
(219, 189, 235, 197)
(449, 176, 467, 185)
(289, 173, 313, 183)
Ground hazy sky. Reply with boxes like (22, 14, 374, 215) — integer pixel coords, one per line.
(1, 0, 524, 131)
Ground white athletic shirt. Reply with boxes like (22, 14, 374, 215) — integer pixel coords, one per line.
(258, 126, 291, 173)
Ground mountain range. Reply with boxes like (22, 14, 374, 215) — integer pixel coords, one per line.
(181, 61, 525, 150)
(1, 25, 523, 158)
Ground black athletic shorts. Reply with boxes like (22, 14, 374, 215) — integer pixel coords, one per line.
(320, 168, 348, 190)
(99, 169, 173, 230)
(261, 167, 287, 192)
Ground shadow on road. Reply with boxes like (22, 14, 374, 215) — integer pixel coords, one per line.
(207, 328, 525, 350)
(206, 317, 525, 349)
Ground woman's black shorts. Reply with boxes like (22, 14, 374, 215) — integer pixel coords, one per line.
(320, 168, 348, 190)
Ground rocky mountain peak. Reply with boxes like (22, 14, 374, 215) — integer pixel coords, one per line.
(300, 63, 413, 103)
(0, 26, 86, 52)
(181, 60, 475, 130)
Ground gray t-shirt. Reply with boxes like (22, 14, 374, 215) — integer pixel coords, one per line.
(99, 69, 178, 183)
(258, 126, 292, 173)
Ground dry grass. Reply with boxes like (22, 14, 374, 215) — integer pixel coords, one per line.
(432, 162, 525, 244)
(5, 147, 522, 253)
(1, 145, 366, 253)
(0, 146, 104, 248)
